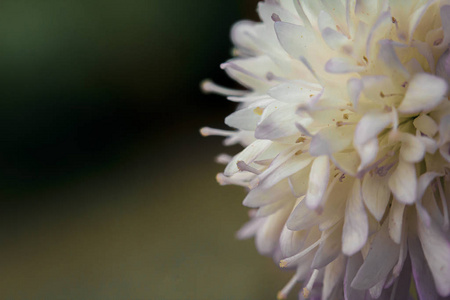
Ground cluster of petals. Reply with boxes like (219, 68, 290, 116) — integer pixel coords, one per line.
(202, 0, 450, 299)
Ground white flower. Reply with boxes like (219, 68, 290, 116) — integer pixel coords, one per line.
(202, 0, 450, 299)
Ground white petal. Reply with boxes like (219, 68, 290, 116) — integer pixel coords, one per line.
(259, 154, 314, 189)
(417, 215, 450, 296)
(441, 5, 450, 45)
(439, 115, 450, 162)
(354, 112, 392, 145)
(347, 78, 363, 109)
(255, 204, 291, 256)
(286, 196, 321, 231)
(409, 230, 439, 300)
(267, 80, 321, 104)
(377, 39, 409, 79)
(388, 160, 417, 204)
(362, 171, 391, 221)
(399, 133, 426, 163)
(255, 104, 311, 140)
(311, 223, 343, 269)
(225, 107, 262, 131)
(322, 27, 348, 50)
(351, 221, 400, 289)
(243, 180, 295, 207)
(388, 200, 405, 244)
(398, 73, 448, 115)
(279, 225, 308, 257)
(309, 125, 355, 156)
(236, 217, 264, 240)
(224, 140, 272, 176)
(274, 21, 315, 59)
(322, 254, 346, 300)
(344, 252, 365, 300)
(325, 57, 365, 74)
(306, 156, 330, 209)
(342, 179, 368, 256)
(417, 172, 441, 202)
(355, 138, 379, 173)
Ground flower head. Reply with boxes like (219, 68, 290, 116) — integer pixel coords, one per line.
(202, 0, 450, 299)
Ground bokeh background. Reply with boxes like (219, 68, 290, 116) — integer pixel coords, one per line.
(0, 0, 295, 299)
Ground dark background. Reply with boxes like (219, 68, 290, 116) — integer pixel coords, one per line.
(0, 0, 294, 299)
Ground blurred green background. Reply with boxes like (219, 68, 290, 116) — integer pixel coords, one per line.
(0, 0, 294, 299)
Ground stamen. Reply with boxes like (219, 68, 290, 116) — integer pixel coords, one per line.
(266, 72, 287, 82)
(434, 38, 443, 46)
(200, 79, 248, 96)
(237, 160, 261, 175)
(277, 274, 298, 300)
(271, 13, 281, 22)
(336, 121, 356, 127)
(437, 178, 449, 230)
(215, 154, 232, 164)
(220, 62, 266, 81)
(216, 173, 251, 188)
(200, 127, 235, 137)
(280, 225, 338, 268)
(303, 269, 319, 299)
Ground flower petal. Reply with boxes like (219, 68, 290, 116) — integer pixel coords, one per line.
(400, 133, 426, 163)
(225, 107, 262, 131)
(224, 140, 272, 176)
(409, 230, 439, 300)
(388, 200, 405, 244)
(306, 156, 330, 209)
(417, 214, 450, 296)
(354, 112, 392, 146)
(362, 171, 391, 221)
(309, 125, 355, 156)
(325, 57, 365, 74)
(388, 159, 417, 204)
(342, 179, 368, 256)
(311, 223, 343, 269)
(344, 252, 366, 300)
(398, 73, 448, 115)
(351, 221, 400, 290)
